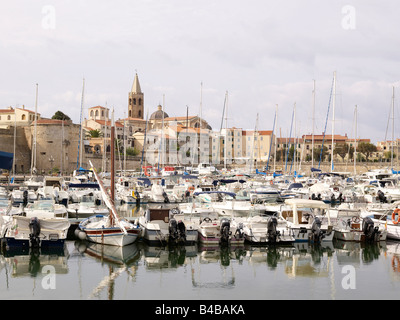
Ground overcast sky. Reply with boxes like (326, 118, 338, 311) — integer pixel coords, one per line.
(1, 1, 399, 143)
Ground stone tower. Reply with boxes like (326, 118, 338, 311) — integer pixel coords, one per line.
(128, 73, 144, 119)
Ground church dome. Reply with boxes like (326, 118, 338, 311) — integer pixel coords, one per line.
(150, 105, 169, 120)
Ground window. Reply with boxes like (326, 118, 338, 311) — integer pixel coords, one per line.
(133, 98, 136, 105)
(139, 98, 142, 105)
(7, 115, 11, 120)
(95, 110, 98, 117)
(22, 114, 26, 120)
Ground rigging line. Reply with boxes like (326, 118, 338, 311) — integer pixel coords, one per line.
(318, 76, 335, 169)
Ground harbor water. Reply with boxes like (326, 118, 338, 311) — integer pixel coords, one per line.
(1, 204, 400, 301)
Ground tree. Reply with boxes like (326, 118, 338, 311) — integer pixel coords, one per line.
(334, 144, 354, 161)
(313, 146, 328, 162)
(126, 147, 140, 156)
(52, 111, 71, 120)
(87, 129, 102, 138)
(358, 142, 377, 161)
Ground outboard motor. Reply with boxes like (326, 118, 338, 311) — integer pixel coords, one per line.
(162, 191, 170, 203)
(362, 217, 380, 242)
(267, 216, 280, 243)
(220, 218, 231, 244)
(234, 222, 244, 240)
(29, 217, 41, 248)
(177, 220, 186, 243)
(169, 218, 186, 244)
(23, 190, 28, 208)
(377, 190, 387, 203)
(169, 218, 178, 243)
(311, 193, 317, 200)
(311, 217, 325, 243)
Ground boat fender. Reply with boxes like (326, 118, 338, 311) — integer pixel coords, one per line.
(392, 209, 400, 225)
(74, 228, 87, 240)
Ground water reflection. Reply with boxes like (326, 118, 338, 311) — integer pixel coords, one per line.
(0, 238, 398, 299)
(0, 246, 68, 278)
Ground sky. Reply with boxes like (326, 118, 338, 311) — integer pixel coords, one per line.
(1, 0, 400, 144)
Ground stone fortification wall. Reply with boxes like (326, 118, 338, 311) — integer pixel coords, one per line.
(0, 127, 31, 173)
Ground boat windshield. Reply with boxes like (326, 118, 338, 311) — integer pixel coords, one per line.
(27, 200, 54, 211)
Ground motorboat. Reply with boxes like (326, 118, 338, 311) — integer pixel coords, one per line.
(242, 212, 295, 245)
(196, 211, 245, 247)
(279, 198, 334, 242)
(333, 208, 387, 242)
(0, 199, 70, 248)
(67, 195, 109, 218)
(138, 206, 197, 245)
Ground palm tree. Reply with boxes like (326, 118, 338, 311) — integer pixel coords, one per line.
(87, 129, 103, 138)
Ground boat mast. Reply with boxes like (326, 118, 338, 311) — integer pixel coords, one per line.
(31, 83, 38, 175)
(110, 108, 115, 216)
(224, 91, 228, 170)
(312, 80, 315, 172)
(123, 115, 126, 176)
(102, 102, 108, 173)
(331, 71, 336, 172)
(266, 105, 277, 172)
(273, 104, 278, 173)
(140, 111, 149, 176)
(77, 78, 85, 169)
(354, 105, 357, 175)
(391, 86, 395, 169)
(250, 113, 258, 174)
(61, 119, 64, 175)
(12, 107, 16, 177)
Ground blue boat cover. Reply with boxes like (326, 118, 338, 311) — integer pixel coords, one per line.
(0, 151, 13, 170)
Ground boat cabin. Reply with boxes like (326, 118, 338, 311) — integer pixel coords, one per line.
(145, 208, 170, 223)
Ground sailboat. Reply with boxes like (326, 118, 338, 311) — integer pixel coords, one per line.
(78, 112, 141, 247)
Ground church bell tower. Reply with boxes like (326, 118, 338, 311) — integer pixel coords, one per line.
(128, 73, 144, 119)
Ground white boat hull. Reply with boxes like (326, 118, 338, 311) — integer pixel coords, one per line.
(84, 228, 140, 246)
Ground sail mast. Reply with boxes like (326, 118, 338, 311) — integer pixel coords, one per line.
(392, 86, 395, 169)
(31, 83, 38, 175)
(354, 105, 358, 175)
(312, 80, 315, 171)
(110, 108, 115, 220)
(77, 78, 85, 169)
(331, 71, 336, 172)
